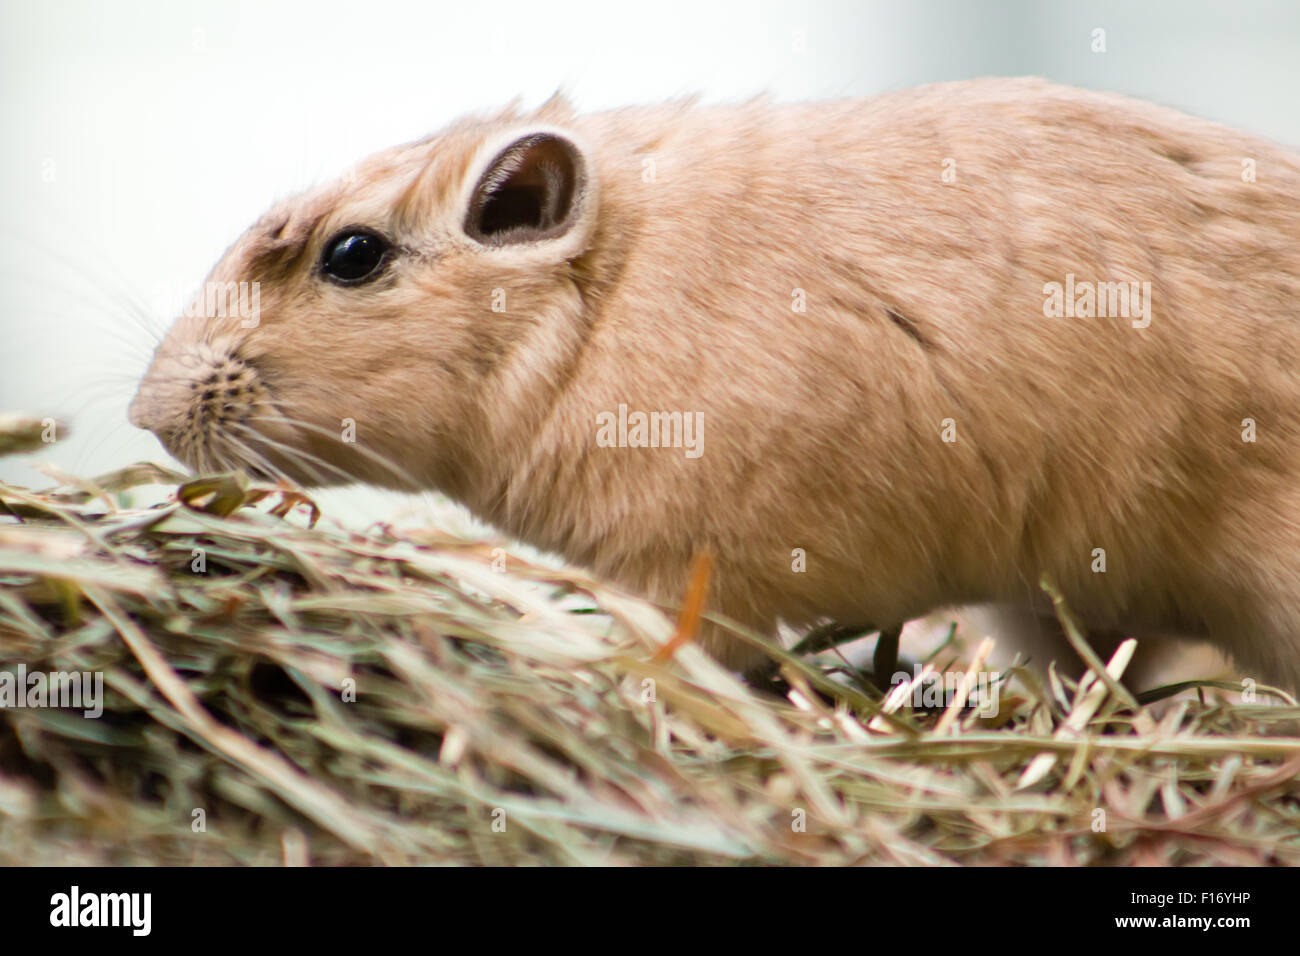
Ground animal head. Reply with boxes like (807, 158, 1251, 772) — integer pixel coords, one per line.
(129, 99, 598, 495)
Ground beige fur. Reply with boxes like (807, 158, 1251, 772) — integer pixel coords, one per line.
(130, 78, 1300, 690)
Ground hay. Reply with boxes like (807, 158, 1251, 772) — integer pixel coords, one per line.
(2, 446, 1299, 864)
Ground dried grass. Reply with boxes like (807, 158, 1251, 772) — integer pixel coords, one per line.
(1, 442, 1298, 865)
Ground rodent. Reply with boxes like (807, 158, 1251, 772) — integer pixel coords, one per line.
(129, 77, 1300, 692)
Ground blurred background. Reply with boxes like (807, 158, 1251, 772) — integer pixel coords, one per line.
(2, 0, 1299, 525)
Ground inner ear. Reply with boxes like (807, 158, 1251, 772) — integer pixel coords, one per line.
(464, 133, 585, 245)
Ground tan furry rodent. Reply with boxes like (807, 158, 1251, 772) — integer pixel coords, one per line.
(130, 78, 1300, 691)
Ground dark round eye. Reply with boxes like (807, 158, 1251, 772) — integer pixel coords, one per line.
(321, 230, 390, 284)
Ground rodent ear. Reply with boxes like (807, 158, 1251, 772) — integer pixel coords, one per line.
(463, 132, 589, 248)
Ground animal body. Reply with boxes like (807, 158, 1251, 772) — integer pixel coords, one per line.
(130, 78, 1300, 690)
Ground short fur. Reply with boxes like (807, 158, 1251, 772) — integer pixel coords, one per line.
(131, 78, 1300, 689)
